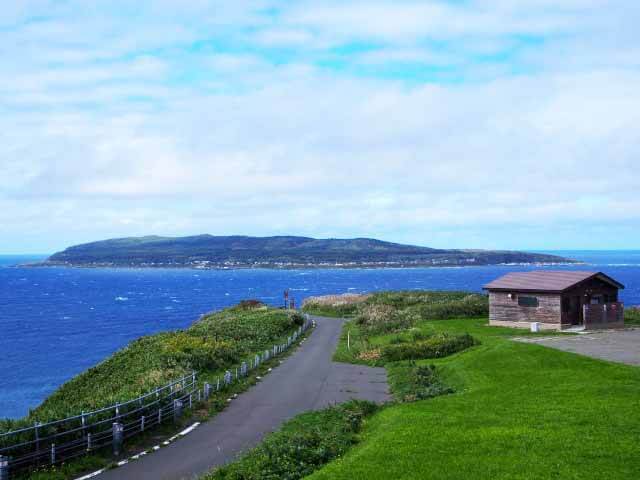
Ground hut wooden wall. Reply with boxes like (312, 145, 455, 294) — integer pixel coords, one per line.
(489, 291, 561, 325)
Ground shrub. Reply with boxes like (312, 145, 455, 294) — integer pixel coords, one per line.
(625, 307, 640, 326)
(418, 294, 488, 320)
(387, 362, 454, 402)
(301, 293, 370, 317)
(381, 333, 477, 362)
(160, 334, 241, 371)
(355, 304, 415, 335)
(236, 299, 265, 310)
(289, 311, 305, 327)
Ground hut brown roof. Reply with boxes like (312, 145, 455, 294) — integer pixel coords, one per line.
(483, 271, 624, 293)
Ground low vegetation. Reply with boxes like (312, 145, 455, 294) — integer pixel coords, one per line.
(380, 333, 476, 362)
(1, 302, 302, 429)
(307, 317, 640, 480)
(203, 400, 379, 480)
(301, 293, 370, 317)
(386, 362, 454, 403)
(625, 306, 640, 325)
(303, 290, 488, 324)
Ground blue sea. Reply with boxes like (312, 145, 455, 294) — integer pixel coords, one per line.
(1, 251, 639, 419)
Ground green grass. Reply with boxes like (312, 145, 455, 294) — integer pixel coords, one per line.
(302, 291, 488, 321)
(308, 317, 640, 480)
(203, 400, 379, 480)
(301, 303, 360, 318)
(625, 307, 640, 325)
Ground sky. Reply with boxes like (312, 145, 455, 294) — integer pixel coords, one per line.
(1, 0, 639, 254)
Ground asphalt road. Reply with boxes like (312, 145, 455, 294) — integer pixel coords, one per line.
(99, 315, 390, 480)
(515, 328, 640, 366)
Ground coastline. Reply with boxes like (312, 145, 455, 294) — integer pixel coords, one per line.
(20, 261, 583, 270)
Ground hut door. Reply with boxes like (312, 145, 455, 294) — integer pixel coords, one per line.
(569, 296, 582, 325)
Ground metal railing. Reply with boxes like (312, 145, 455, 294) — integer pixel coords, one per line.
(0, 316, 313, 479)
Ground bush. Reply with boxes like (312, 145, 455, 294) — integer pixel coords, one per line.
(625, 307, 640, 326)
(289, 312, 305, 327)
(355, 304, 415, 335)
(419, 296, 488, 320)
(206, 400, 378, 480)
(301, 294, 370, 317)
(381, 333, 477, 362)
(387, 362, 454, 402)
(236, 299, 265, 310)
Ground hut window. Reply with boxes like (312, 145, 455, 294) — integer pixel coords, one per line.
(518, 296, 539, 308)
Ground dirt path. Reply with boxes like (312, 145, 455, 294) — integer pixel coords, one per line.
(98, 315, 390, 480)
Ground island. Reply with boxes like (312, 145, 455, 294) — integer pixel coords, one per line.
(30, 235, 577, 269)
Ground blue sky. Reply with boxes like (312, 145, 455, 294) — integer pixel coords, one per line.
(1, 1, 639, 254)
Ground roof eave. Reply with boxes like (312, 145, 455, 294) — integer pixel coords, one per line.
(484, 287, 564, 294)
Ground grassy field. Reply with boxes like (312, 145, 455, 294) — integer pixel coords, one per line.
(308, 317, 640, 480)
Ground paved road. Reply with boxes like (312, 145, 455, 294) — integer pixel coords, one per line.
(100, 316, 390, 480)
(515, 329, 640, 366)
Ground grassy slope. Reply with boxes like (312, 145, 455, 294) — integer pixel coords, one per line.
(1, 305, 298, 429)
(308, 319, 640, 480)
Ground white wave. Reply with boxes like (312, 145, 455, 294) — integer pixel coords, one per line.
(115, 296, 128, 302)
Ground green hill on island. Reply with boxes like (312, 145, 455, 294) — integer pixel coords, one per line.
(38, 235, 575, 268)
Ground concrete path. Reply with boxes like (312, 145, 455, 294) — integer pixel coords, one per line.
(515, 329, 640, 366)
(99, 316, 390, 480)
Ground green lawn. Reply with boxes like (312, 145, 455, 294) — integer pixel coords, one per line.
(308, 318, 640, 480)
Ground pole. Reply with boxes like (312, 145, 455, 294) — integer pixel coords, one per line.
(173, 399, 183, 423)
(0, 456, 8, 480)
(112, 423, 124, 456)
(34, 422, 40, 452)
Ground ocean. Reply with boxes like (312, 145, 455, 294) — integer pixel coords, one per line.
(1, 251, 639, 419)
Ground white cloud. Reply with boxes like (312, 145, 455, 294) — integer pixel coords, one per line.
(1, 0, 639, 252)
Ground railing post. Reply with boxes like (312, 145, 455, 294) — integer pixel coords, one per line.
(174, 399, 183, 423)
(158, 408, 162, 425)
(87, 432, 92, 451)
(34, 421, 40, 452)
(0, 456, 9, 480)
(141, 415, 145, 432)
(81, 412, 86, 438)
(115, 402, 120, 420)
(204, 382, 211, 399)
(50, 443, 56, 465)
(189, 394, 192, 409)
(112, 422, 124, 456)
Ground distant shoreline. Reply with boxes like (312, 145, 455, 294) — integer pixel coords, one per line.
(20, 261, 584, 270)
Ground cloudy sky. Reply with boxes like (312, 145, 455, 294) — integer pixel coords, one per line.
(2, 1, 639, 254)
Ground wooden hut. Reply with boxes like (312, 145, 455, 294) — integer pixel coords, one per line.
(483, 271, 624, 330)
